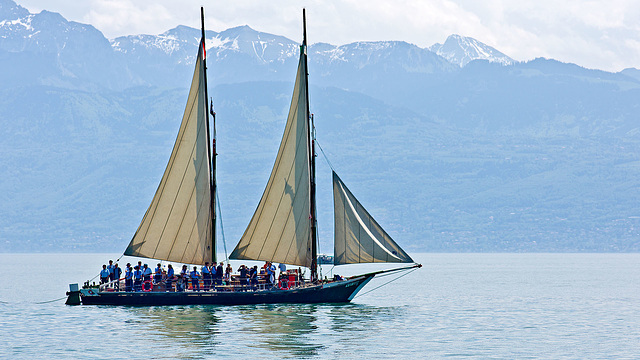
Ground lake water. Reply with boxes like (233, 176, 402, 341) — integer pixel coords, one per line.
(0, 253, 638, 359)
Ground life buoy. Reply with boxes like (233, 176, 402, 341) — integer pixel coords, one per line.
(142, 280, 153, 292)
(279, 278, 289, 290)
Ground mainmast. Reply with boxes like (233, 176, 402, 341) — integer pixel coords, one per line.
(201, 7, 216, 263)
(303, 9, 319, 282)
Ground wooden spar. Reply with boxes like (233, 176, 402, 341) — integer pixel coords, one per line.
(201, 7, 216, 263)
(303, 9, 318, 283)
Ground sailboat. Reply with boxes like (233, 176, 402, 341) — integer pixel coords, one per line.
(66, 8, 420, 306)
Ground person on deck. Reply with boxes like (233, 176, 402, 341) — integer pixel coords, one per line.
(216, 261, 224, 285)
(142, 264, 151, 281)
(133, 266, 143, 292)
(202, 262, 211, 291)
(190, 266, 201, 292)
(165, 264, 174, 292)
(124, 264, 133, 292)
(176, 265, 186, 292)
(250, 266, 259, 290)
(100, 265, 110, 285)
(112, 263, 122, 291)
(239, 265, 249, 290)
(142, 264, 152, 291)
(224, 264, 232, 285)
(298, 267, 305, 285)
(210, 261, 217, 288)
(154, 264, 163, 285)
(216, 262, 224, 287)
(266, 262, 276, 286)
(278, 263, 287, 277)
(107, 260, 115, 286)
(178, 265, 188, 292)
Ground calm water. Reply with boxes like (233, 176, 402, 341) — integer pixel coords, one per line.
(0, 253, 638, 359)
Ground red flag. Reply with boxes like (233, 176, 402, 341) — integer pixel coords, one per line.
(202, 41, 206, 59)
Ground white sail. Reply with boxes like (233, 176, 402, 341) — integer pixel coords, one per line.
(333, 171, 414, 265)
(124, 42, 214, 265)
(230, 49, 313, 268)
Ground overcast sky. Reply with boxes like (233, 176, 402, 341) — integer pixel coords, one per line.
(16, 0, 640, 72)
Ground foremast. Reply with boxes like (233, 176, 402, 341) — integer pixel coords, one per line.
(201, 7, 216, 264)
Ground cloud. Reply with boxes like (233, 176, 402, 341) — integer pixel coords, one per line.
(83, 0, 176, 37)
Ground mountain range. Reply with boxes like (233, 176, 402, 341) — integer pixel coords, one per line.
(1, 0, 639, 253)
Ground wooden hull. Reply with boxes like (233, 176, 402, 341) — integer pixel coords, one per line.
(70, 274, 374, 306)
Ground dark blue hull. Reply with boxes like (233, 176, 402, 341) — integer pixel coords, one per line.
(75, 275, 374, 306)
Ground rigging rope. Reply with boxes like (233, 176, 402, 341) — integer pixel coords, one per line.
(216, 189, 229, 263)
(352, 267, 419, 299)
(35, 296, 68, 304)
(315, 139, 335, 172)
(86, 273, 99, 284)
(314, 138, 333, 281)
(327, 265, 336, 276)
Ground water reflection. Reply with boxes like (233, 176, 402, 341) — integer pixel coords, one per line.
(123, 306, 221, 359)
(234, 304, 323, 358)
(121, 304, 325, 358)
(332, 303, 408, 328)
(111, 303, 409, 359)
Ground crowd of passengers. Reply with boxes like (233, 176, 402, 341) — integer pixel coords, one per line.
(99, 259, 306, 292)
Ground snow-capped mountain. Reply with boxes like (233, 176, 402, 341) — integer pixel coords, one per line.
(429, 34, 514, 67)
(0, 0, 108, 56)
(0, 0, 26, 22)
(0, 0, 493, 91)
(311, 41, 453, 72)
(0, 0, 127, 90)
(111, 25, 299, 65)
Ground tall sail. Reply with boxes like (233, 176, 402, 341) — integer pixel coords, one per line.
(333, 172, 413, 265)
(124, 41, 214, 265)
(230, 48, 312, 268)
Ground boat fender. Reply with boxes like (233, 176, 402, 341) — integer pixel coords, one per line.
(142, 280, 153, 292)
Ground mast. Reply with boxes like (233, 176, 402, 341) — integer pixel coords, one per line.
(201, 7, 216, 263)
(303, 9, 319, 282)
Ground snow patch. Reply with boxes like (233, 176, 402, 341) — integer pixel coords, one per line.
(0, 15, 35, 32)
(431, 34, 514, 67)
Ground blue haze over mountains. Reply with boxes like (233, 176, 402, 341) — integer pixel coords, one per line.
(1, 0, 639, 253)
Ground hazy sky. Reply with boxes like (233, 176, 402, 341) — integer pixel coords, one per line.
(16, 0, 640, 72)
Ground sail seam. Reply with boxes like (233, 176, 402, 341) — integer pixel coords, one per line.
(287, 175, 312, 265)
(173, 143, 210, 264)
(128, 60, 200, 257)
(262, 107, 310, 264)
(152, 75, 207, 262)
(183, 76, 212, 265)
(252, 104, 299, 261)
(236, 82, 299, 258)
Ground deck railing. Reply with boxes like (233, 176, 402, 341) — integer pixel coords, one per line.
(98, 276, 308, 293)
